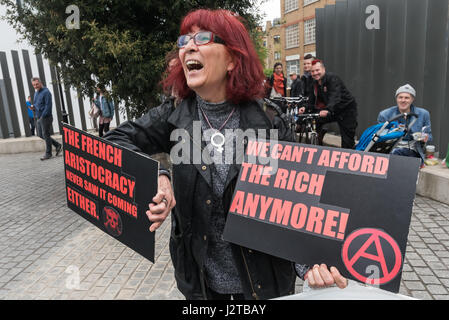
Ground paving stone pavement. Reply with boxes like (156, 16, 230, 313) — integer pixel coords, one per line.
(1, 151, 449, 300)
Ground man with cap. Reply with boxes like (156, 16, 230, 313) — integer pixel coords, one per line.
(289, 71, 302, 97)
(377, 84, 432, 164)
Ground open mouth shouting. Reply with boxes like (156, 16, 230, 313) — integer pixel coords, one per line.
(185, 60, 204, 72)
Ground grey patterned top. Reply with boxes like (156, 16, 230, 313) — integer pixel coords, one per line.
(196, 95, 243, 294)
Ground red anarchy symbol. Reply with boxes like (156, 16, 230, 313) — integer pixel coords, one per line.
(342, 228, 402, 285)
(103, 207, 122, 237)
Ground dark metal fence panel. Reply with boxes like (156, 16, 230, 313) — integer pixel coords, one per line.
(315, 8, 326, 63)
(35, 53, 47, 87)
(64, 86, 75, 126)
(316, 0, 449, 156)
(0, 81, 9, 138)
(353, 0, 376, 131)
(443, 58, 449, 156)
(382, 0, 407, 117)
(370, 0, 388, 124)
(422, 0, 449, 158)
(323, 5, 336, 70)
(334, 1, 348, 81)
(0, 51, 21, 137)
(344, 0, 363, 103)
(77, 94, 87, 131)
(114, 100, 120, 126)
(49, 63, 64, 134)
(442, 6, 449, 157)
(11, 50, 31, 137)
(21, 50, 35, 103)
(403, 0, 428, 105)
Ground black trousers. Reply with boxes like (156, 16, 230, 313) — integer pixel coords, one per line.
(29, 117, 35, 135)
(37, 116, 61, 156)
(317, 108, 358, 149)
(99, 122, 110, 137)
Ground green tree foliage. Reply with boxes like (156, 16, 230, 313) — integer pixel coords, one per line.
(1, 0, 265, 118)
(264, 68, 273, 78)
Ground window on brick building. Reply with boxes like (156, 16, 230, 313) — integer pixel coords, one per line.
(304, 18, 316, 45)
(304, 0, 319, 6)
(285, 24, 299, 49)
(285, 0, 299, 13)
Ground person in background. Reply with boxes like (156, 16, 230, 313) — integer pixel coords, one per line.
(289, 71, 302, 97)
(94, 85, 115, 137)
(32, 77, 62, 160)
(268, 62, 287, 98)
(89, 93, 100, 132)
(377, 84, 432, 165)
(300, 54, 315, 97)
(301, 59, 358, 149)
(26, 95, 35, 136)
(267, 62, 288, 112)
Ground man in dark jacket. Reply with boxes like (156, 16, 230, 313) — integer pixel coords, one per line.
(32, 77, 62, 160)
(305, 60, 358, 149)
(300, 54, 315, 97)
(289, 72, 302, 97)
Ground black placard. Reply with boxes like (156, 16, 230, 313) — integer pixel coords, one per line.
(223, 139, 420, 293)
(62, 123, 158, 262)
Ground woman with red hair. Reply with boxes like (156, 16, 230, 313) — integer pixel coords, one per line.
(105, 9, 346, 300)
(162, 9, 266, 104)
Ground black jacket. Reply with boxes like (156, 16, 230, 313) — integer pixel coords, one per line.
(307, 72, 357, 115)
(290, 78, 303, 97)
(300, 73, 313, 98)
(104, 96, 296, 300)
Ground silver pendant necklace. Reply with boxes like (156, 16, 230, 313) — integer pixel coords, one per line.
(199, 105, 236, 154)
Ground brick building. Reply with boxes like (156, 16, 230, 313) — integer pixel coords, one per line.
(264, 0, 336, 87)
(264, 18, 283, 74)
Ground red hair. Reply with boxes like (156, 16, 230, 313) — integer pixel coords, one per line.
(162, 9, 265, 104)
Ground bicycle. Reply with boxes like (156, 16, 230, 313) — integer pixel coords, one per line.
(295, 113, 321, 145)
(267, 96, 309, 141)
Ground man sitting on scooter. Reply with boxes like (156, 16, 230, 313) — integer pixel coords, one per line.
(377, 84, 432, 164)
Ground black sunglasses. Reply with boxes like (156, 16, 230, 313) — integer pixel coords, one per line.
(177, 31, 226, 48)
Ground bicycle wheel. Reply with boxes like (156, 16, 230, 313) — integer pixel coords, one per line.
(296, 123, 305, 143)
(303, 129, 311, 144)
(310, 132, 318, 145)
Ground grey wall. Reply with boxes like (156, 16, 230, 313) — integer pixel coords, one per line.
(316, 0, 449, 158)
